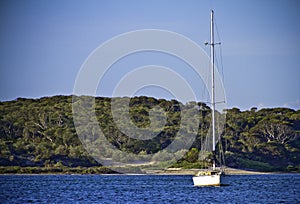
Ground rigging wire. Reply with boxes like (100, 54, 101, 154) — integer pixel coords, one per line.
(213, 14, 225, 86)
(213, 12, 227, 169)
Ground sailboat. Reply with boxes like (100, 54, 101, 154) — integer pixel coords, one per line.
(192, 10, 224, 186)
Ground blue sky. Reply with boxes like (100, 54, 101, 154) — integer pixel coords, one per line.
(1, 0, 299, 110)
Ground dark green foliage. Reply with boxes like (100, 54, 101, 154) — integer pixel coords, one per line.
(185, 148, 199, 163)
(223, 107, 300, 171)
(0, 96, 299, 173)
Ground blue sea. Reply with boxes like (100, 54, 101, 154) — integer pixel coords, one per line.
(0, 174, 299, 203)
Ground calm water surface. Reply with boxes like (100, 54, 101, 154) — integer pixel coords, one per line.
(0, 174, 299, 203)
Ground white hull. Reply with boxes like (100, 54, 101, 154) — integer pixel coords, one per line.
(193, 172, 222, 186)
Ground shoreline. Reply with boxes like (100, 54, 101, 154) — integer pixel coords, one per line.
(145, 167, 286, 175)
(0, 166, 297, 175)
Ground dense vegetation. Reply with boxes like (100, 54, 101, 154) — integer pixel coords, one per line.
(0, 95, 299, 173)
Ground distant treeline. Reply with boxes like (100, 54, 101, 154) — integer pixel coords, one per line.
(0, 95, 299, 173)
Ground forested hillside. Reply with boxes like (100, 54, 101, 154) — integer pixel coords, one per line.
(0, 95, 299, 173)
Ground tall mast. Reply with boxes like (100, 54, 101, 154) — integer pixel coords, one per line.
(210, 10, 216, 170)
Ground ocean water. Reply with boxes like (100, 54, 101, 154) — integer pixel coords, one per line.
(0, 174, 299, 203)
